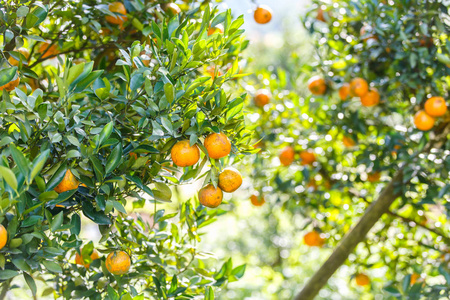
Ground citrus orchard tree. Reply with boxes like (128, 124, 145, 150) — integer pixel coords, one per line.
(231, 0, 450, 299)
(0, 0, 251, 298)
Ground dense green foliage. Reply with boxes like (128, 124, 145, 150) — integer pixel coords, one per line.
(0, 0, 248, 298)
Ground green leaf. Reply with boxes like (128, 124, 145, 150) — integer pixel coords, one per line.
(45, 163, 67, 192)
(30, 150, 49, 182)
(153, 182, 172, 202)
(42, 260, 62, 273)
(0, 270, 19, 280)
(12, 259, 31, 272)
(164, 82, 175, 104)
(105, 144, 123, 174)
(204, 287, 214, 300)
(51, 211, 64, 232)
(10, 144, 29, 182)
(25, 5, 48, 28)
(67, 62, 85, 86)
(97, 122, 113, 148)
(112, 200, 127, 214)
(0, 166, 18, 192)
(231, 264, 246, 279)
(0, 67, 18, 87)
(24, 273, 37, 296)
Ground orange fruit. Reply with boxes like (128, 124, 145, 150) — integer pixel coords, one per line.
(355, 273, 370, 286)
(316, 8, 326, 22)
(161, 3, 181, 15)
(410, 273, 422, 285)
(424, 96, 447, 117)
(8, 48, 30, 66)
(204, 133, 231, 159)
(38, 42, 59, 59)
(54, 170, 79, 193)
(198, 184, 223, 208)
(250, 194, 265, 206)
(339, 83, 351, 100)
(105, 250, 131, 275)
(253, 141, 264, 149)
(308, 76, 327, 95)
(254, 89, 271, 107)
(360, 88, 380, 107)
(171, 140, 200, 167)
(299, 150, 316, 166)
(414, 110, 435, 131)
(0, 224, 7, 250)
(367, 172, 381, 183)
(343, 136, 356, 147)
(254, 5, 272, 24)
(208, 24, 224, 36)
(218, 168, 243, 193)
(303, 231, 325, 247)
(0, 73, 20, 92)
(350, 78, 369, 97)
(279, 146, 295, 166)
(206, 65, 223, 79)
(75, 248, 100, 268)
(419, 36, 433, 47)
(106, 2, 127, 25)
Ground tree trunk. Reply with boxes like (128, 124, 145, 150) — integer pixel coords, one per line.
(295, 170, 403, 300)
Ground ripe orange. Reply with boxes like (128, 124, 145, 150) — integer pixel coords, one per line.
(424, 96, 447, 117)
(299, 150, 316, 166)
(106, 2, 127, 25)
(254, 5, 272, 24)
(105, 250, 131, 275)
(198, 184, 223, 208)
(161, 3, 181, 15)
(204, 133, 231, 159)
(0, 224, 7, 250)
(316, 8, 326, 22)
(171, 140, 200, 167)
(75, 248, 100, 268)
(38, 42, 59, 59)
(254, 89, 271, 107)
(8, 48, 30, 66)
(279, 146, 295, 166)
(218, 168, 243, 193)
(350, 78, 369, 97)
(208, 24, 224, 36)
(250, 194, 265, 206)
(0, 73, 20, 92)
(343, 136, 356, 147)
(339, 83, 351, 100)
(308, 76, 327, 95)
(414, 110, 435, 131)
(360, 88, 380, 107)
(410, 273, 422, 285)
(306, 179, 318, 191)
(206, 65, 223, 79)
(419, 36, 433, 48)
(54, 170, 79, 193)
(303, 231, 325, 247)
(367, 172, 381, 183)
(355, 273, 370, 286)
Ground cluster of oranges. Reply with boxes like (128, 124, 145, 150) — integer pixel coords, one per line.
(170, 132, 243, 208)
(279, 146, 316, 167)
(339, 78, 380, 107)
(414, 97, 448, 131)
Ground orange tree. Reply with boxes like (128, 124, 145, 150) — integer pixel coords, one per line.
(0, 0, 249, 298)
(237, 0, 450, 299)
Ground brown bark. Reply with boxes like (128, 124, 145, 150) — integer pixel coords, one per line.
(295, 171, 403, 300)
